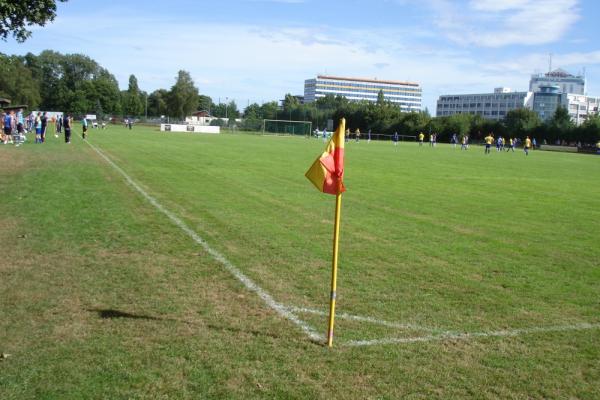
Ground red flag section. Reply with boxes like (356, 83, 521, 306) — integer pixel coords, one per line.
(305, 118, 346, 195)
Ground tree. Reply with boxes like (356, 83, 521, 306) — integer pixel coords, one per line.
(92, 69, 121, 115)
(260, 101, 279, 120)
(0, 0, 68, 42)
(504, 108, 541, 138)
(283, 93, 299, 111)
(197, 95, 212, 113)
(376, 89, 385, 106)
(0, 53, 41, 107)
(19, 50, 120, 114)
(578, 114, 600, 144)
(226, 100, 240, 119)
(167, 70, 199, 120)
(241, 102, 262, 131)
(547, 105, 574, 142)
(147, 89, 169, 117)
(123, 74, 143, 117)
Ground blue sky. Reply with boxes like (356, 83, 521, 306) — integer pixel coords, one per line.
(3, 0, 600, 113)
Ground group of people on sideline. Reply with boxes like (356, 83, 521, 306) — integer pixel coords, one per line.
(1, 110, 104, 146)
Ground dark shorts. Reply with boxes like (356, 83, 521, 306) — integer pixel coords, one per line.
(17, 123, 24, 133)
(83, 126, 88, 132)
(485, 144, 491, 149)
(36, 128, 42, 135)
(3, 127, 11, 135)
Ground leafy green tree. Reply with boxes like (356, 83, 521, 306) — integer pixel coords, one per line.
(92, 69, 121, 115)
(241, 103, 262, 131)
(260, 101, 279, 120)
(0, 53, 41, 107)
(20, 50, 120, 114)
(504, 108, 541, 138)
(198, 95, 212, 113)
(212, 103, 226, 118)
(124, 74, 143, 116)
(283, 93, 299, 111)
(0, 0, 68, 42)
(167, 70, 199, 120)
(376, 89, 385, 106)
(547, 105, 574, 142)
(147, 89, 169, 117)
(226, 100, 240, 119)
(577, 114, 600, 144)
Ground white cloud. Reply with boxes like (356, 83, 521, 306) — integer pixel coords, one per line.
(429, 0, 580, 47)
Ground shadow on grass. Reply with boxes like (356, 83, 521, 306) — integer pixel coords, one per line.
(87, 308, 163, 321)
(86, 308, 286, 341)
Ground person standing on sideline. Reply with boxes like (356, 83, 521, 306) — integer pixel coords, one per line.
(3, 110, 14, 144)
(367, 129, 371, 143)
(55, 114, 62, 137)
(452, 133, 457, 148)
(596, 140, 600, 154)
(393, 131, 399, 146)
(524, 136, 532, 156)
(81, 116, 88, 139)
(532, 138, 537, 150)
(40, 112, 48, 143)
(355, 128, 361, 143)
(63, 114, 72, 143)
(35, 112, 42, 143)
(461, 135, 468, 150)
(418, 132, 424, 146)
(322, 128, 328, 143)
(429, 132, 434, 147)
(484, 132, 494, 154)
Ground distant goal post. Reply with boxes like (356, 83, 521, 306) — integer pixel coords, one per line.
(262, 119, 312, 137)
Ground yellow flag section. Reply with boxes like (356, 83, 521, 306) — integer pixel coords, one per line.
(305, 118, 346, 347)
(305, 118, 346, 195)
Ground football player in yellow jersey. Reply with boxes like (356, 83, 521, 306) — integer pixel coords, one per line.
(484, 133, 494, 154)
(524, 136, 532, 156)
(418, 132, 424, 146)
(506, 137, 515, 152)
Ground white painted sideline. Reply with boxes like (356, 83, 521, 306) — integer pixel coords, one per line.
(346, 322, 600, 347)
(286, 306, 434, 332)
(83, 139, 322, 343)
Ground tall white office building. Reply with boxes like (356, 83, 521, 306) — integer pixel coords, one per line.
(304, 75, 422, 111)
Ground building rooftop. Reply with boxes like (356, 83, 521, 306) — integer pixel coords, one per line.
(532, 68, 583, 79)
(316, 75, 420, 87)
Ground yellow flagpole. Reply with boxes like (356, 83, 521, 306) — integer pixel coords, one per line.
(327, 192, 343, 347)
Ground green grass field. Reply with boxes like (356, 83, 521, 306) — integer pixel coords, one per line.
(1, 125, 599, 399)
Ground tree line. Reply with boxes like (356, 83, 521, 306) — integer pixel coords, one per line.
(0, 50, 211, 121)
(1, 50, 599, 143)
(240, 92, 600, 145)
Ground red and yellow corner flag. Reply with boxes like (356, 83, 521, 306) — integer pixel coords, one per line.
(305, 118, 346, 195)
